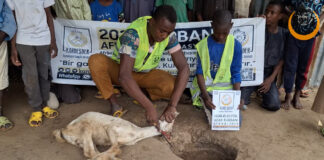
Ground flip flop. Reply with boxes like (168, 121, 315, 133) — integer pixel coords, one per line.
(133, 100, 139, 105)
(0, 116, 14, 131)
(113, 89, 121, 97)
(94, 91, 104, 99)
(29, 111, 43, 127)
(42, 106, 59, 119)
(300, 89, 310, 98)
(112, 108, 128, 118)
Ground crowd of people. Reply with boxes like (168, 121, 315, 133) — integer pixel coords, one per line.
(0, 0, 323, 133)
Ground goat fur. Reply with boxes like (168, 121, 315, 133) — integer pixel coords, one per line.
(53, 112, 177, 160)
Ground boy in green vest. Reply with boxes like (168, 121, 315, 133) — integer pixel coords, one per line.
(190, 10, 243, 110)
(88, 5, 189, 126)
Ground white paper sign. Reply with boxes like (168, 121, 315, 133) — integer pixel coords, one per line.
(212, 90, 241, 131)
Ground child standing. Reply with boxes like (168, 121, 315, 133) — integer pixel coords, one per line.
(7, 0, 59, 127)
(90, 0, 124, 22)
(241, 1, 288, 111)
(0, 0, 16, 131)
(190, 10, 243, 110)
(281, 0, 324, 110)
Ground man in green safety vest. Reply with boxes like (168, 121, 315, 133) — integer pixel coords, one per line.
(190, 10, 243, 110)
(88, 5, 189, 126)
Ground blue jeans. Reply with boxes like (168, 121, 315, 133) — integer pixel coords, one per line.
(241, 68, 280, 111)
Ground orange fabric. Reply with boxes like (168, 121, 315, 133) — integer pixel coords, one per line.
(88, 54, 175, 100)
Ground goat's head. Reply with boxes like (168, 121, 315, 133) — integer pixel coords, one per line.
(158, 112, 179, 139)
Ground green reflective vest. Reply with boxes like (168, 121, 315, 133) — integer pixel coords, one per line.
(112, 16, 170, 72)
(190, 35, 235, 107)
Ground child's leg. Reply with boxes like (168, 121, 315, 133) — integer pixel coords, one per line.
(17, 44, 44, 127)
(241, 86, 257, 105)
(16, 44, 43, 111)
(0, 42, 13, 130)
(0, 42, 9, 116)
(282, 35, 299, 110)
(293, 38, 315, 109)
(262, 81, 280, 111)
(283, 35, 299, 94)
(281, 35, 300, 109)
(35, 45, 51, 106)
(262, 68, 280, 111)
(34, 45, 58, 119)
(297, 38, 316, 90)
(0, 42, 8, 115)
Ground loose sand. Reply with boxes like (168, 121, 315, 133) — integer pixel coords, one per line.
(1, 85, 324, 160)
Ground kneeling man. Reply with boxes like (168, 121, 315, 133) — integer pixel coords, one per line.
(89, 5, 189, 126)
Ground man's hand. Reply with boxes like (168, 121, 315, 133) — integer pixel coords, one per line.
(258, 77, 273, 93)
(257, 14, 266, 18)
(50, 42, 58, 58)
(202, 95, 216, 110)
(11, 47, 21, 66)
(160, 106, 177, 123)
(145, 106, 159, 127)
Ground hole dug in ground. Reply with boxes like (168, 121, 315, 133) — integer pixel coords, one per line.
(176, 142, 238, 160)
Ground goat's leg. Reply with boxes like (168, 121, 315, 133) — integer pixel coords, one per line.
(90, 144, 122, 160)
(90, 125, 122, 160)
(104, 124, 119, 145)
(82, 132, 100, 158)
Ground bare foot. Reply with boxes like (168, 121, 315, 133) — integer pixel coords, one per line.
(292, 91, 303, 109)
(281, 93, 292, 110)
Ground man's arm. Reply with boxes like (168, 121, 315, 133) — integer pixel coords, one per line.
(45, 7, 57, 58)
(197, 74, 216, 110)
(233, 82, 241, 90)
(9, 10, 21, 66)
(233, 82, 243, 109)
(161, 49, 189, 122)
(258, 60, 284, 93)
(119, 54, 158, 125)
(231, 40, 243, 108)
(231, 40, 242, 89)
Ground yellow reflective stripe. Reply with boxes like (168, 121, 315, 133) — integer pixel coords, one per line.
(207, 82, 232, 88)
(214, 35, 234, 83)
(113, 16, 169, 72)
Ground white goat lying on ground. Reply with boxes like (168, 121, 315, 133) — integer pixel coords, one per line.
(53, 112, 178, 160)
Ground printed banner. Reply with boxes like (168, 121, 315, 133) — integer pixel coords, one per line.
(52, 18, 265, 87)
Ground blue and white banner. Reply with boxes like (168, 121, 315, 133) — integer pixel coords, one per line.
(52, 18, 265, 87)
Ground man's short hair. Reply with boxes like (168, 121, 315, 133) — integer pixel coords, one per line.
(212, 10, 232, 26)
(152, 5, 177, 23)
